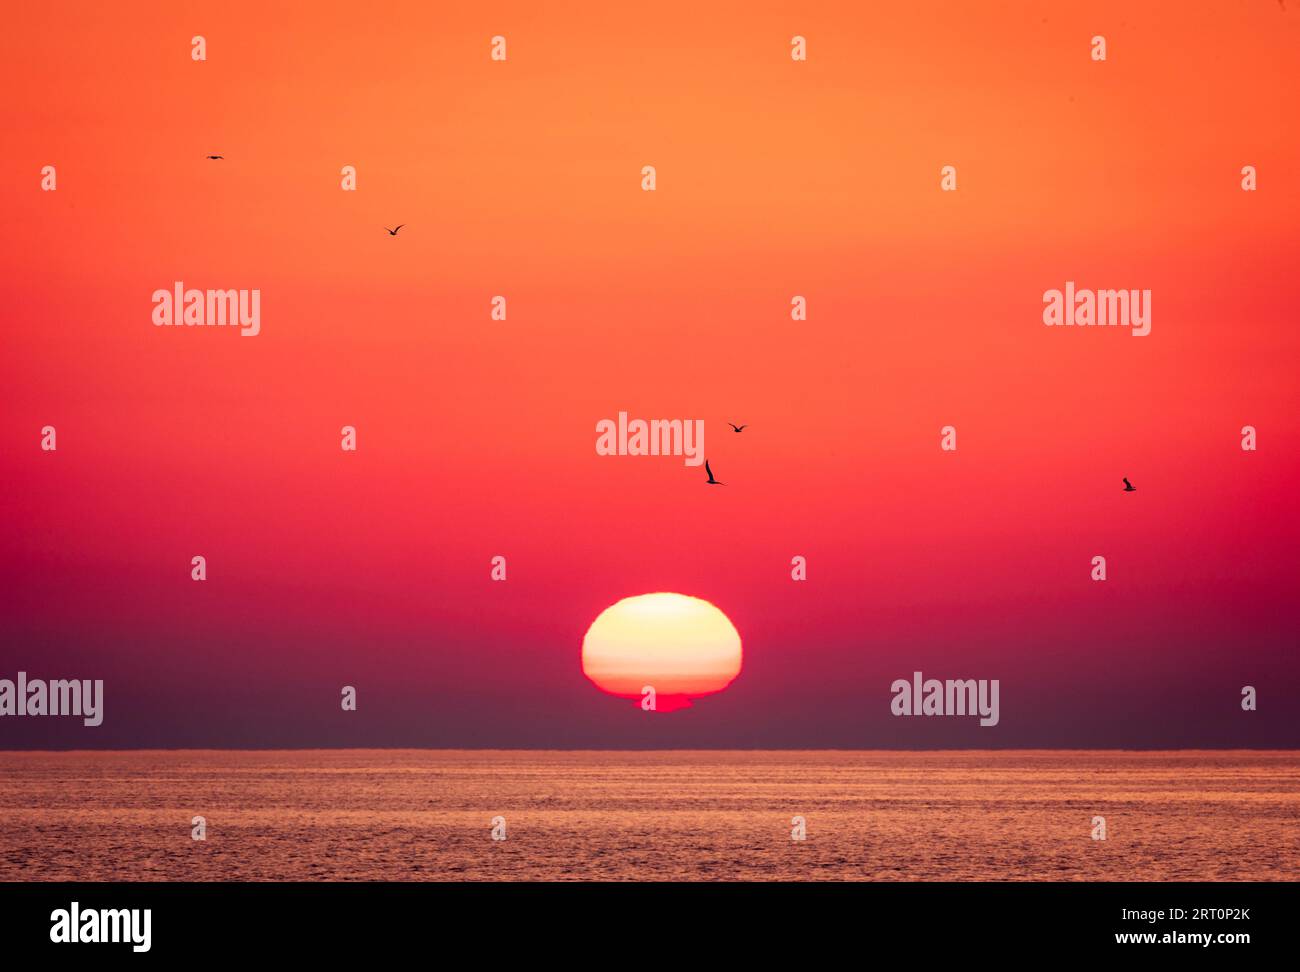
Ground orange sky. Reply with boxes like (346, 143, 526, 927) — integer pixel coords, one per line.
(2, 1, 1298, 747)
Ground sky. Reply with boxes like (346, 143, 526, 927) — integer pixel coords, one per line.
(2, 1, 1298, 748)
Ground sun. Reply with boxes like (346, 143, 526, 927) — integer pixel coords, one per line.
(581, 593, 742, 711)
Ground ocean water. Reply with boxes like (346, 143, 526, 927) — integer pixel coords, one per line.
(1, 750, 1296, 881)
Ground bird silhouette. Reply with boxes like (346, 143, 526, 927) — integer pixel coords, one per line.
(206, 155, 224, 160)
(705, 460, 724, 485)
(385, 225, 405, 236)
(728, 423, 747, 432)
(1122, 478, 1136, 492)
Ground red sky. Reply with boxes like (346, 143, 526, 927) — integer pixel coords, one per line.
(2, 1, 1298, 747)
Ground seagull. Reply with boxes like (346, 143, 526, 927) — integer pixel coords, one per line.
(1122, 477, 1136, 492)
(385, 225, 405, 236)
(705, 460, 724, 485)
(728, 423, 747, 433)
(206, 155, 224, 160)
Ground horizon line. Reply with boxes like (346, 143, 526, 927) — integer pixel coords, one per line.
(3, 746, 1298, 755)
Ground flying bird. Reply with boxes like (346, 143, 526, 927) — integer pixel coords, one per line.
(705, 460, 724, 486)
(385, 225, 405, 236)
(205, 155, 224, 160)
(1122, 478, 1136, 492)
(728, 423, 747, 432)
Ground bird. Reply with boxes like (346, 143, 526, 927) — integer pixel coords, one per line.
(705, 460, 724, 485)
(728, 423, 747, 433)
(384, 225, 405, 236)
(205, 155, 224, 160)
(1122, 478, 1136, 492)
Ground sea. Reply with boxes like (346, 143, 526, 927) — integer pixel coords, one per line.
(1, 750, 1295, 881)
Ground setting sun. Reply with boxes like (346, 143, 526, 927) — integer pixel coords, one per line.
(581, 593, 743, 711)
